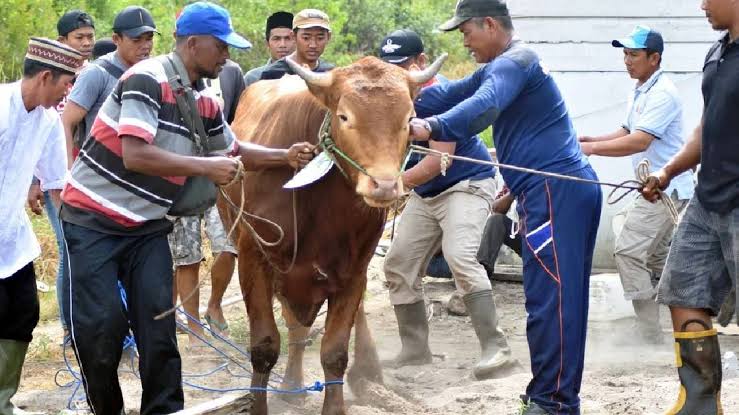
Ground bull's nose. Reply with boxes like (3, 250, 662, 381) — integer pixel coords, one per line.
(370, 177, 399, 200)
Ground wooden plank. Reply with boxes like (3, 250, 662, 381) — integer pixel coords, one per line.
(509, 0, 705, 18)
(514, 17, 717, 43)
(172, 393, 254, 415)
(529, 42, 712, 72)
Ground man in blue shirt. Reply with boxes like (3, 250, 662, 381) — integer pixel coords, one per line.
(381, 29, 516, 380)
(579, 26, 694, 345)
(409, 1, 602, 413)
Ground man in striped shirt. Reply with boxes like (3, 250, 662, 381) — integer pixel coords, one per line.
(59, 3, 315, 413)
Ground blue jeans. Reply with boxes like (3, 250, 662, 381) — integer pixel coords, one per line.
(44, 191, 69, 330)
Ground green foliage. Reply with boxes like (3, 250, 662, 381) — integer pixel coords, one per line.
(0, 0, 475, 81)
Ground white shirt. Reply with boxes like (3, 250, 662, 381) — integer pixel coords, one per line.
(623, 70, 695, 200)
(0, 81, 67, 279)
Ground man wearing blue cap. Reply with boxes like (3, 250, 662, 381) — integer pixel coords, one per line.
(60, 2, 315, 413)
(409, 1, 602, 413)
(579, 26, 693, 346)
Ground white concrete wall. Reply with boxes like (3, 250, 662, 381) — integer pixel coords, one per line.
(508, 0, 718, 268)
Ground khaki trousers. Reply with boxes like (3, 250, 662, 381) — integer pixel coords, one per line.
(384, 178, 496, 305)
(614, 193, 688, 300)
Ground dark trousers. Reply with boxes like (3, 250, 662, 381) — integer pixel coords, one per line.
(62, 221, 184, 415)
(517, 167, 602, 415)
(477, 213, 523, 277)
(0, 262, 39, 342)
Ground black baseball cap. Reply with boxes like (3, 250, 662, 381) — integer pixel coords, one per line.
(379, 30, 424, 64)
(57, 10, 95, 37)
(439, 0, 510, 32)
(266, 11, 294, 40)
(113, 6, 158, 38)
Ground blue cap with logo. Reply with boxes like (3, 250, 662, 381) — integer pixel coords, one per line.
(176, 2, 252, 49)
(612, 25, 664, 53)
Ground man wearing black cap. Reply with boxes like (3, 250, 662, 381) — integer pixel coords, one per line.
(61, 5, 158, 167)
(56, 10, 96, 60)
(579, 26, 693, 346)
(379, 29, 517, 380)
(244, 11, 295, 88)
(408, 1, 603, 413)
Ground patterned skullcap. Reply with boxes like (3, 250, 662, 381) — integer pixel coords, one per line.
(25, 37, 85, 75)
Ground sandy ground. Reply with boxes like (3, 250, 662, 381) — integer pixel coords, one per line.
(15, 256, 739, 415)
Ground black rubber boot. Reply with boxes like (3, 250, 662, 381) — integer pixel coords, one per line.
(665, 320, 723, 415)
(464, 290, 515, 379)
(384, 301, 433, 368)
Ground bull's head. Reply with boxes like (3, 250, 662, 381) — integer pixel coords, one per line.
(287, 55, 446, 208)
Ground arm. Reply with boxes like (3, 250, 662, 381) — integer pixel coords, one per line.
(401, 141, 456, 190)
(642, 118, 702, 202)
(237, 141, 315, 170)
(121, 135, 238, 185)
(581, 130, 654, 157)
(578, 127, 629, 143)
(61, 102, 88, 167)
(418, 58, 528, 142)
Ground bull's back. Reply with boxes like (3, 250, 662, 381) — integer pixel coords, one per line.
(232, 76, 326, 149)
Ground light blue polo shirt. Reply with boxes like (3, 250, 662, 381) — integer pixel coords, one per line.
(623, 69, 694, 200)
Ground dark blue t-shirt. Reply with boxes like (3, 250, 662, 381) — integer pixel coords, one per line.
(426, 40, 587, 195)
(408, 75, 495, 198)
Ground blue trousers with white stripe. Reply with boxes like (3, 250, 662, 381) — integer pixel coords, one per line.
(516, 166, 602, 415)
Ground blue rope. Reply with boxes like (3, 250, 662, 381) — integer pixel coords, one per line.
(58, 302, 336, 410)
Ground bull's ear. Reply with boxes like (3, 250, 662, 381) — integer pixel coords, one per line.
(407, 53, 448, 86)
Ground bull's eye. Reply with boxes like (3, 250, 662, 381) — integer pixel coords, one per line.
(338, 114, 348, 122)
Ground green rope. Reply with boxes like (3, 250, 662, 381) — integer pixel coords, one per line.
(318, 112, 373, 178)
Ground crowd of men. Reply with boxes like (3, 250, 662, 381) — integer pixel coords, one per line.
(0, 0, 736, 414)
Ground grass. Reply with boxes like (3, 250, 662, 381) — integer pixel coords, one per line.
(28, 210, 61, 324)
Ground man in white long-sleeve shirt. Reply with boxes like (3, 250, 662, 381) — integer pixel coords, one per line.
(0, 37, 83, 414)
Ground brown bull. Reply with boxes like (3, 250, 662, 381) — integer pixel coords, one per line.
(221, 55, 445, 415)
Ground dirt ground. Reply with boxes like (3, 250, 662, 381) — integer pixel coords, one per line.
(15, 256, 739, 415)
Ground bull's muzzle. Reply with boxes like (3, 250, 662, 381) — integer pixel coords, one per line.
(357, 175, 402, 207)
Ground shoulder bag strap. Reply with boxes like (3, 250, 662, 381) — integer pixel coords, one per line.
(160, 54, 211, 156)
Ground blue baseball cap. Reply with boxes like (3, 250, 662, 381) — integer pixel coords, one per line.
(612, 25, 664, 53)
(176, 2, 251, 49)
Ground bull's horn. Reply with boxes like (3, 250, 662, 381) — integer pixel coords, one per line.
(408, 53, 448, 85)
(286, 56, 333, 87)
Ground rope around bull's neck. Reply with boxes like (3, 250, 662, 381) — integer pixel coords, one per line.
(408, 145, 679, 224)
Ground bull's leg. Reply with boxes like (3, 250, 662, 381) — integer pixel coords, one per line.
(347, 299, 383, 398)
(320, 276, 366, 415)
(240, 258, 280, 415)
(278, 299, 310, 404)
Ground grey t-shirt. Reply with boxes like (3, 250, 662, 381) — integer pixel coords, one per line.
(67, 52, 128, 142)
(243, 59, 274, 89)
